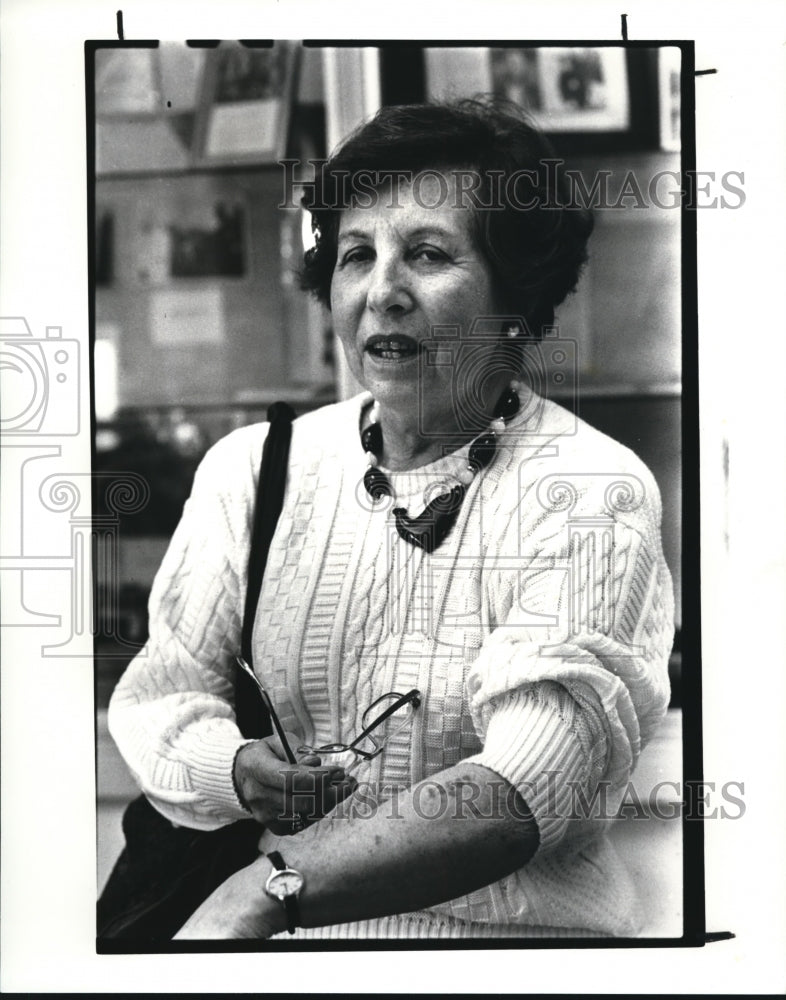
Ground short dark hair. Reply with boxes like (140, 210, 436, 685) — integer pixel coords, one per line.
(299, 97, 593, 336)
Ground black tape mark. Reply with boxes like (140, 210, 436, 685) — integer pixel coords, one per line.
(116, 10, 124, 41)
(620, 13, 628, 41)
(704, 931, 735, 943)
(695, 68, 718, 76)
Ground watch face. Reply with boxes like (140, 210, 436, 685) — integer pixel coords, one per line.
(269, 869, 304, 899)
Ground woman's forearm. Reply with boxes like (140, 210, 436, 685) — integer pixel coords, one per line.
(176, 761, 539, 939)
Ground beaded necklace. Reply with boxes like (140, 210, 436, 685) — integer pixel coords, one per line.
(360, 382, 521, 553)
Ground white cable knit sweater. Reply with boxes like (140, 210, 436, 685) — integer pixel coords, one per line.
(108, 391, 674, 938)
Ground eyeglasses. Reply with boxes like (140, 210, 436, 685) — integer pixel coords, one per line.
(237, 657, 421, 773)
(297, 689, 422, 774)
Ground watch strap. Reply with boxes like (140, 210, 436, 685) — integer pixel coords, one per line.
(267, 850, 286, 871)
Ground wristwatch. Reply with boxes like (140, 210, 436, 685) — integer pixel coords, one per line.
(264, 851, 304, 935)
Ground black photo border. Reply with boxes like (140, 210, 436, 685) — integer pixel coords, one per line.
(87, 37, 705, 955)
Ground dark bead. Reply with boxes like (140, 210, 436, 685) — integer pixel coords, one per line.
(392, 486, 465, 553)
(393, 507, 438, 553)
(361, 423, 382, 455)
(469, 432, 496, 470)
(494, 387, 520, 420)
(363, 466, 393, 501)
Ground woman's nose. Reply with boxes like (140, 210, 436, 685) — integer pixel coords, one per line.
(366, 257, 412, 314)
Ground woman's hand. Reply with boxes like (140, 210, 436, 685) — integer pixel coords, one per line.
(175, 858, 284, 940)
(233, 734, 356, 834)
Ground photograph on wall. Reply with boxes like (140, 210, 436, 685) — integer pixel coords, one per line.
(198, 42, 299, 164)
(169, 199, 246, 279)
(491, 46, 630, 131)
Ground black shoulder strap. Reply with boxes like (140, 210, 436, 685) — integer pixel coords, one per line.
(235, 401, 295, 739)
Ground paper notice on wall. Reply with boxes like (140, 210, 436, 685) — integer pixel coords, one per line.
(205, 99, 280, 158)
(149, 286, 225, 345)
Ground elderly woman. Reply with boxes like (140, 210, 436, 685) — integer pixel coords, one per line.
(108, 99, 673, 939)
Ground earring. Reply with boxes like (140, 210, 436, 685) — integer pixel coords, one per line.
(505, 324, 520, 338)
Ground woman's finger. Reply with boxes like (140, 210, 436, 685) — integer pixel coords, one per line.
(263, 730, 302, 762)
(244, 741, 344, 791)
(238, 739, 353, 822)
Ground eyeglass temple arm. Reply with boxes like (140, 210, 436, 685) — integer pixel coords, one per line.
(236, 657, 297, 764)
(346, 689, 421, 751)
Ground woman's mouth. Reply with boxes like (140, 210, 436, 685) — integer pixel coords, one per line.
(365, 335, 420, 362)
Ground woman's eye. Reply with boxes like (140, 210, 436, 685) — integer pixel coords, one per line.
(341, 247, 373, 265)
(412, 245, 448, 262)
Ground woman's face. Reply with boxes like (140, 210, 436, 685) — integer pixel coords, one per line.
(330, 173, 511, 434)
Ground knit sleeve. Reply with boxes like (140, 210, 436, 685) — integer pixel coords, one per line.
(107, 424, 267, 830)
(465, 456, 674, 853)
